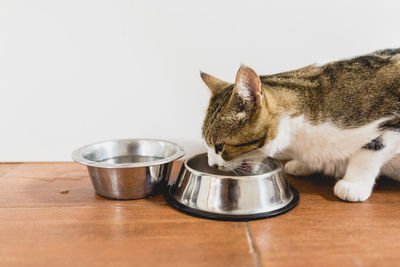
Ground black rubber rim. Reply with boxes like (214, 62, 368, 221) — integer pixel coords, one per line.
(165, 184, 299, 221)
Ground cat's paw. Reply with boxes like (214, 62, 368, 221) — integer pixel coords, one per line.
(284, 160, 314, 176)
(334, 180, 372, 202)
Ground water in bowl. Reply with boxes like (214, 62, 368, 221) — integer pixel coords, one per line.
(187, 153, 277, 176)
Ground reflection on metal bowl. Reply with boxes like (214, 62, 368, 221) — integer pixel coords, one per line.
(166, 153, 299, 221)
(72, 139, 184, 200)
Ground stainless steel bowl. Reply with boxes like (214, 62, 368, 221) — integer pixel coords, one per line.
(72, 139, 185, 200)
(166, 153, 298, 221)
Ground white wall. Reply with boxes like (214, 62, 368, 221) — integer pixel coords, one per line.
(1, 0, 399, 161)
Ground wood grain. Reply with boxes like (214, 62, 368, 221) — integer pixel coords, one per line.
(1, 162, 400, 267)
(0, 162, 254, 267)
(248, 175, 400, 267)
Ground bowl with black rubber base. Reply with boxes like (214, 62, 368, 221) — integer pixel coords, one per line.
(166, 153, 299, 221)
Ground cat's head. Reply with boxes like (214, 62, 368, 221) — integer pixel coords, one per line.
(201, 66, 280, 169)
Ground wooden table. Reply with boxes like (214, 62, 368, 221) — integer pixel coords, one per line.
(1, 162, 399, 267)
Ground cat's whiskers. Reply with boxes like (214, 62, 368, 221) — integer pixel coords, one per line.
(241, 161, 270, 168)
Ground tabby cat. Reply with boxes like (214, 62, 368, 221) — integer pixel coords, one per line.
(201, 48, 400, 202)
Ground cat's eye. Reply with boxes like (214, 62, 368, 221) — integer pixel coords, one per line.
(233, 139, 261, 147)
(215, 144, 223, 154)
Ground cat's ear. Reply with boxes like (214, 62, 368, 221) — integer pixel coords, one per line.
(200, 72, 230, 94)
(233, 65, 262, 104)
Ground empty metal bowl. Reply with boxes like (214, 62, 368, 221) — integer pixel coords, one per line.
(166, 153, 299, 221)
(72, 139, 185, 200)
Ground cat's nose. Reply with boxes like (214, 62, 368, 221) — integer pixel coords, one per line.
(208, 157, 217, 167)
(207, 158, 218, 168)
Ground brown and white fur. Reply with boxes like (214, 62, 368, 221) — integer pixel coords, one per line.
(201, 48, 400, 202)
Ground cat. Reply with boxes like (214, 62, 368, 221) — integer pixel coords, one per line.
(201, 48, 400, 202)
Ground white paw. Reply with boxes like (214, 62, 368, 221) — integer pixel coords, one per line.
(284, 160, 314, 176)
(334, 180, 372, 202)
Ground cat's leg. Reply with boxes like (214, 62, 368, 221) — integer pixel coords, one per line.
(334, 149, 385, 202)
(381, 154, 400, 181)
(335, 132, 400, 201)
(320, 160, 348, 179)
(285, 160, 315, 176)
